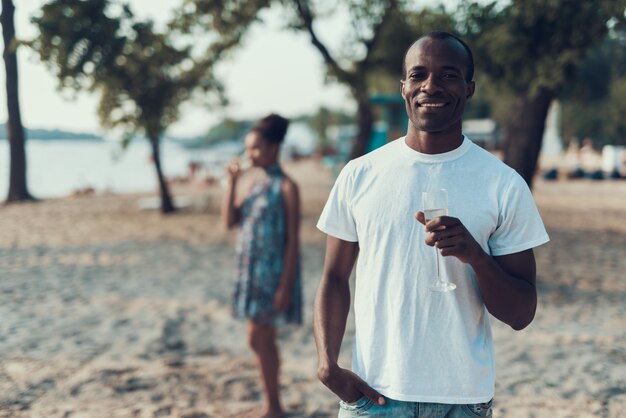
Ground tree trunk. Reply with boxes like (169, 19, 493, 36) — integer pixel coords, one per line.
(2, 0, 33, 202)
(148, 135, 175, 214)
(349, 89, 374, 160)
(502, 88, 554, 190)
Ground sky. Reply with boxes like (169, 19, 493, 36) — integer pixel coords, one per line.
(0, 0, 354, 138)
(0, 0, 454, 138)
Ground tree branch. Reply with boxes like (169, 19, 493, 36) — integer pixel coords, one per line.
(292, 0, 354, 85)
(362, 0, 397, 63)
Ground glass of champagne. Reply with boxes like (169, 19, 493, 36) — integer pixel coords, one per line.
(239, 153, 252, 172)
(422, 189, 456, 292)
(220, 153, 251, 189)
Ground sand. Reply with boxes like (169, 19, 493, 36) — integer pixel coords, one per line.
(0, 158, 624, 418)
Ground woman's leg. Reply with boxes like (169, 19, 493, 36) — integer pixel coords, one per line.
(247, 320, 283, 417)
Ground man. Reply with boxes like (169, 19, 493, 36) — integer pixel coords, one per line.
(314, 31, 549, 417)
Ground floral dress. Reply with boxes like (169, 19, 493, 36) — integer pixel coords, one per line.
(232, 164, 302, 326)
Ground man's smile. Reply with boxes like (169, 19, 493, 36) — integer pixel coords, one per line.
(416, 98, 448, 108)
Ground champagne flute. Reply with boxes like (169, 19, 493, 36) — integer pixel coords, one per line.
(422, 189, 456, 292)
(220, 152, 251, 188)
(238, 152, 252, 172)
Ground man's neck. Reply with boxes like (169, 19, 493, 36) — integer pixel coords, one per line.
(405, 128, 464, 155)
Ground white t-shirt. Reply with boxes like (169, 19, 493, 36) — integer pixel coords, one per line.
(317, 136, 549, 404)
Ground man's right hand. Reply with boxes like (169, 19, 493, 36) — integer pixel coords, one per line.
(318, 364, 386, 406)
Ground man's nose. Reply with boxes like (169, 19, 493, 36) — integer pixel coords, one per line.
(420, 74, 442, 94)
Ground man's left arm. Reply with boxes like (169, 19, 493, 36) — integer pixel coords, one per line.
(467, 249, 536, 330)
(416, 212, 537, 330)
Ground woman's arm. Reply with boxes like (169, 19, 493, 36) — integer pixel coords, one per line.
(274, 177, 300, 311)
(220, 159, 242, 229)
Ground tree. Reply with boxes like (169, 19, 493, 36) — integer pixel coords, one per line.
(306, 106, 355, 153)
(203, 117, 251, 146)
(29, 0, 267, 213)
(560, 32, 626, 147)
(285, 1, 455, 159)
(1, 0, 33, 202)
(460, 0, 626, 188)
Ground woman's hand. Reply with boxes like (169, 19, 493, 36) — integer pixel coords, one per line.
(274, 284, 292, 312)
(225, 158, 243, 183)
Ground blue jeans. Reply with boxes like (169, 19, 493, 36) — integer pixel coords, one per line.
(338, 396, 493, 418)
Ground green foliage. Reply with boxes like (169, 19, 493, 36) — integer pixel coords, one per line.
(461, 0, 626, 98)
(174, 0, 268, 32)
(29, 0, 268, 212)
(298, 106, 355, 148)
(560, 35, 626, 147)
(30, 1, 181, 139)
(285, 1, 456, 94)
(29, 0, 267, 142)
(171, 0, 270, 54)
(464, 75, 517, 130)
(369, 6, 455, 80)
(284, 0, 399, 89)
(456, 0, 626, 151)
(28, 0, 129, 92)
(366, 6, 456, 93)
(284, 0, 461, 157)
(561, 70, 626, 147)
(607, 77, 626, 145)
(203, 117, 251, 145)
(193, 107, 354, 150)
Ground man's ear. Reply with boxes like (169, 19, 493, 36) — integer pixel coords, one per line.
(466, 81, 475, 99)
(400, 80, 406, 100)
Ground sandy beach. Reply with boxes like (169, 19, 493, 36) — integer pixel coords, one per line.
(0, 158, 625, 418)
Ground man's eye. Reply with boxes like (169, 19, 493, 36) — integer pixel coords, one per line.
(410, 73, 426, 80)
(442, 73, 459, 79)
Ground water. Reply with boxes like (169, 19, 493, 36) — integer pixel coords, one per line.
(0, 139, 239, 198)
(424, 208, 448, 221)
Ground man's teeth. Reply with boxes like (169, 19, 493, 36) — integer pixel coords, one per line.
(420, 103, 445, 108)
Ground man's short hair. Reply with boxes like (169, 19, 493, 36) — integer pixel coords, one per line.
(401, 31, 474, 83)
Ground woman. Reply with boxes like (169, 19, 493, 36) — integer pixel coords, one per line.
(221, 113, 302, 418)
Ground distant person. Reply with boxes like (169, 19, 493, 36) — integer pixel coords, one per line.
(314, 31, 549, 417)
(579, 137, 603, 179)
(564, 138, 582, 178)
(221, 113, 302, 418)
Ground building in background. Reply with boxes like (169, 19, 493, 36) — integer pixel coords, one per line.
(462, 119, 501, 150)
